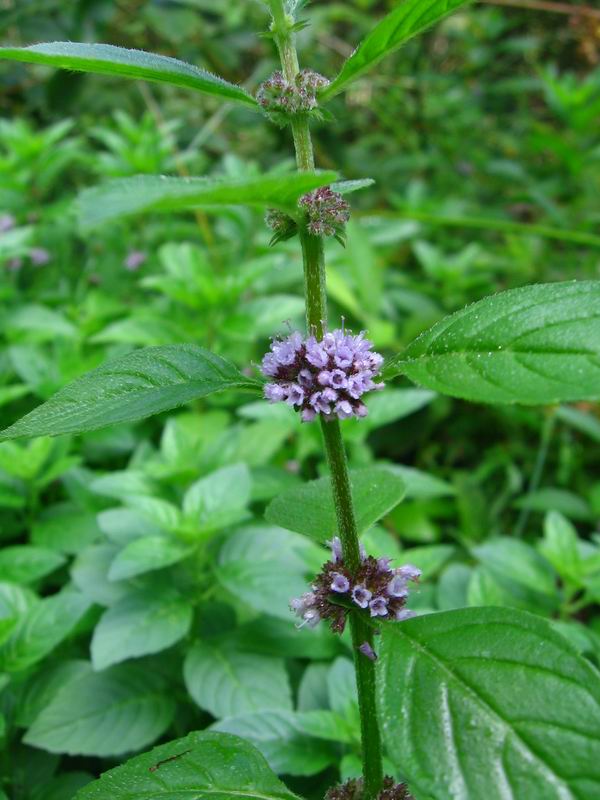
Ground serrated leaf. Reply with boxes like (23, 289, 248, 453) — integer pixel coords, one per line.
(184, 642, 292, 718)
(378, 606, 600, 799)
(0, 344, 260, 440)
(77, 171, 338, 229)
(91, 587, 192, 670)
(0, 42, 257, 106)
(73, 731, 301, 800)
(24, 662, 174, 757)
(265, 467, 406, 541)
(321, 0, 474, 100)
(385, 281, 600, 405)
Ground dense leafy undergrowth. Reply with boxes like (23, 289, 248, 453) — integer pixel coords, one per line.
(1, 1, 600, 799)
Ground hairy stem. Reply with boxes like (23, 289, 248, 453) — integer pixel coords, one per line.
(269, 3, 384, 796)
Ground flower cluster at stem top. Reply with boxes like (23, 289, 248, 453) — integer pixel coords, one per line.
(290, 536, 421, 634)
(256, 69, 329, 126)
(261, 328, 384, 421)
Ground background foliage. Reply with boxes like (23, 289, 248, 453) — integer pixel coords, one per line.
(1, 1, 600, 798)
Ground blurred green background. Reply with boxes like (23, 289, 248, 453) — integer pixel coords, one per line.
(1, 1, 600, 798)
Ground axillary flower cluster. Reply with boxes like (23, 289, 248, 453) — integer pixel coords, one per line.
(290, 537, 421, 641)
(326, 776, 414, 800)
(256, 69, 329, 125)
(261, 328, 384, 421)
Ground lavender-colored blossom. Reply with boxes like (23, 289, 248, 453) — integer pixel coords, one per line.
(6, 258, 22, 272)
(369, 596, 389, 617)
(395, 608, 416, 622)
(0, 214, 15, 233)
(260, 328, 384, 422)
(289, 540, 418, 634)
(328, 536, 343, 563)
(331, 572, 350, 593)
(29, 247, 51, 266)
(352, 584, 372, 609)
(286, 384, 305, 407)
(264, 383, 286, 402)
(124, 250, 147, 271)
(387, 575, 409, 598)
(359, 642, 377, 661)
(396, 564, 422, 582)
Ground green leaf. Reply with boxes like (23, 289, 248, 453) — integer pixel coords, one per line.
(77, 171, 338, 229)
(24, 662, 175, 757)
(472, 538, 559, 615)
(184, 642, 292, 717)
(108, 536, 192, 581)
(217, 525, 321, 621)
(0, 42, 257, 107)
(265, 467, 406, 541)
(213, 711, 336, 777)
(385, 281, 600, 405)
(183, 463, 251, 533)
(539, 511, 583, 584)
(378, 606, 600, 799)
(91, 587, 192, 670)
(74, 731, 301, 800)
(321, 0, 474, 100)
(0, 586, 90, 673)
(0, 546, 65, 584)
(0, 344, 260, 440)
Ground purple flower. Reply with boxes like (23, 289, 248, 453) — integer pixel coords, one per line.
(286, 384, 304, 407)
(328, 536, 343, 563)
(124, 250, 147, 271)
(264, 383, 286, 402)
(377, 557, 393, 572)
(29, 247, 50, 266)
(331, 572, 350, 593)
(369, 596, 389, 617)
(395, 608, 416, 622)
(352, 584, 372, 609)
(334, 400, 353, 419)
(259, 328, 384, 422)
(330, 369, 348, 389)
(396, 564, 422, 582)
(6, 258, 22, 272)
(387, 575, 408, 598)
(359, 642, 377, 661)
(0, 214, 15, 233)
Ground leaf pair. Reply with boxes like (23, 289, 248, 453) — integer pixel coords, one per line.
(2, 281, 599, 442)
(0, 0, 476, 109)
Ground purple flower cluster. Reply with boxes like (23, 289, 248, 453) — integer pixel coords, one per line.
(256, 69, 329, 125)
(326, 776, 413, 800)
(290, 536, 420, 634)
(261, 328, 384, 422)
(299, 187, 350, 239)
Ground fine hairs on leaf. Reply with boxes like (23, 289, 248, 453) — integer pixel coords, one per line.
(0, 43, 258, 107)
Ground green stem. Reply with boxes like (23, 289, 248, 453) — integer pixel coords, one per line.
(269, 3, 384, 796)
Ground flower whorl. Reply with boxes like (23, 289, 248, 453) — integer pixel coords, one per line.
(261, 328, 384, 422)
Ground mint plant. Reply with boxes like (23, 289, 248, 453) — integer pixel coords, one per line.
(2, 1, 600, 799)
